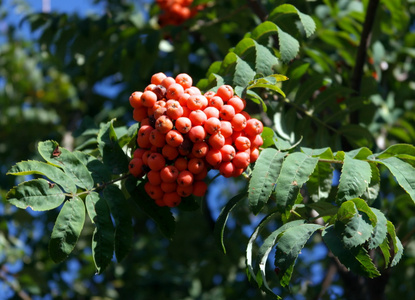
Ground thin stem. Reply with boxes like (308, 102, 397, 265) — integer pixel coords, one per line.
(350, 0, 380, 124)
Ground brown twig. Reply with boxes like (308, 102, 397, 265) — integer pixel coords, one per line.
(350, 0, 380, 124)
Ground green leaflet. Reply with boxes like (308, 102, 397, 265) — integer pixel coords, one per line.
(103, 184, 133, 262)
(268, 4, 316, 38)
(322, 225, 380, 278)
(336, 200, 373, 249)
(97, 120, 129, 175)
(253, 41, 279, 76)
(306, 161, 333, 202)
(7, 160, 77, 194)
(246, 77, 286, 98)
(128, 179, 176, 239)
(7, 178, 66, 211)
(337, 155, 372, 203)
(245, 210, 280, 283)
(248, 149, 285, 214)
(86, 192, 115, 274)
(361, 163, 380, 205)
(274, 152, 319, 209)
(254, 219, 305, 294)
(49, 197, 85, 263)
(376, 157, 415, 203)
(368, 208, 387, 250)
(38, 140, 94, 190)
(214, 190, 247, 254)
(233, 55, 256, 88)
(387, 221, 404, 267)
(277, 27, 300, 63)
(376, 143, 415, 159)
(73, 151, 112, 186)
(274, 223, 323, 286)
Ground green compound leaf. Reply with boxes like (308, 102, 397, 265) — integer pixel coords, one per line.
(38, 140, 94, 190)
(86, 192, 115, 274)
(248, 149, 285, 214)
(387, 221, 404, 267)
(214, 190, 247, 254)
(274, 223, 323, 286)
(254, 219, 305, 293)
(7, 178, 66, 211)
(269, 4, 316, 37)
(97, 120, 130, 175)
(103, 184, 133, 262)
(274, 152, 319, 209)
(375, 157, 415, 203)
(322, 225, 380, 278)
(368, 208, 387, 250)
(49, 197, 86, 263)
(337, 155, 372, 203)
(7, 160, 77, 194)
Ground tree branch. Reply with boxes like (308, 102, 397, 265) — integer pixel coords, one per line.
(350, 0, 380, 124)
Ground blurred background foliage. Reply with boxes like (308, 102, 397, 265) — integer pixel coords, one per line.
(1, 0, 415, 299)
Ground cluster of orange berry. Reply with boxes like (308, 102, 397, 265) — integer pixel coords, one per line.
(128, 72, 263, 208)
(156, 0, 203, 27)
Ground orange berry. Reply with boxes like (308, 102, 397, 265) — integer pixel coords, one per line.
(155, 115, 173, 134)
(220, 104, 236, 121)
(177, 185, 193, 197)
(147, 152, 166, 171)
(166, 100, 184, 120)
(129, 91, 143, 108)
(137, 125, 153, 149)
(161, 76, 176, 89)
(184, 86, 201, 96)
(133, 148, 146, 159)
(178, 93, 191, 107)
(133, 106, 148, 122)
(245, 118, 264, 136)
(219, 161, 235, 178)
(231, 113, 247, 131)
(194, 165, 208, 180)
(175, 116, 192, 134)
(189, 109, 207, 126)
(216, 85, 234, 102)
(204, 117, 221, 135)
(234, 136, 251, 151)
(233, 151, 250, 169)
(206, 148, 222, 167)
(174, 157, 188, 171)
(163, 192, 182, 207)
(204, 90, 216, 100)
(165, 130, 184, 147)
(249, 134, 264, 148)
(208, 96, 224, 110)
(220, 144, 236, 162)
(160, 165, 179, 183)
(203, 106, 220, 119)
(161, 181, 178, 193)
(166, 83, 185, 100)
(129, 158, 144, 177)
(147, 170, 162, 185)
(250, 148, 260, 163)
(141, 91, 158, 108)
(175, 73, 193, 89)
(144, 182, 164, 200)
(192, 180, 208, 197)
(188, 125, 206, 143)
(192, 141, 209, 158)
(162, 144, 179, 161)
(151, 72, 167, 85)
(177, 170, 194, 187)
(220, 120, 233, 138)
(227, 96, 245, 113)
(208, 132, 225, 150)
(188, 158, 205, 174)
(150, 129, 166, 148)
